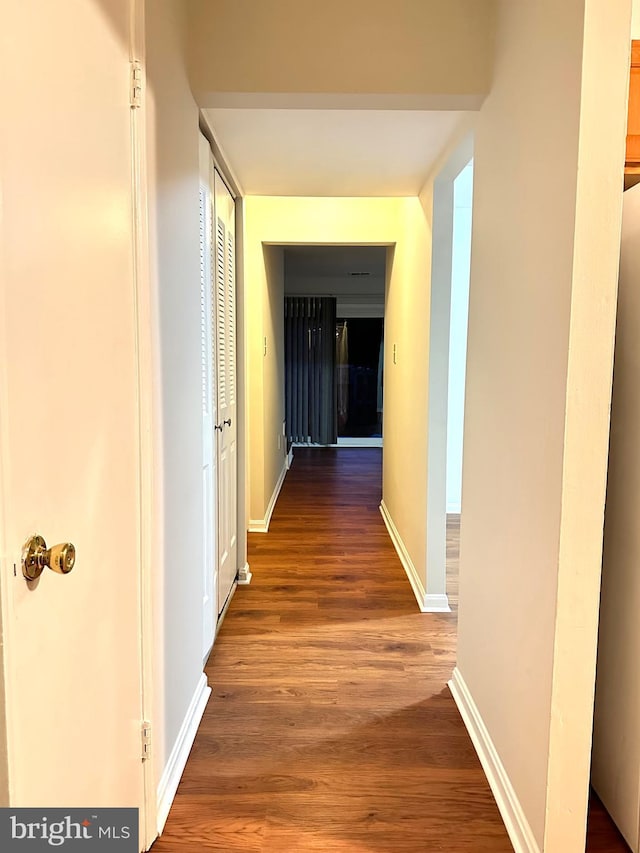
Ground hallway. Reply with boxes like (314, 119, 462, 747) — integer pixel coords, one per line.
(154, 449, 626, 852)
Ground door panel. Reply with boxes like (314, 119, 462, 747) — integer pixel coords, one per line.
(0, 0, 144, 818)
(227, 231, 238, 565)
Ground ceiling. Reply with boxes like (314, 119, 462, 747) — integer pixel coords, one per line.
(284, 246, 386, 278)
(204, 108, 467, 197)
(284, 246, 386, 299)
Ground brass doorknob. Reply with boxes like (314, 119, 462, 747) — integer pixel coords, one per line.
(22, 535, 76, 581)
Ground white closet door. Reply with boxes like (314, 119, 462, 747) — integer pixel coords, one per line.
(199, 135, 217, 658)
(214, 168, 238, 613)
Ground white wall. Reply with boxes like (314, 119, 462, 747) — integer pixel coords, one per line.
(145, 0, 207, 801)
(445, 160, 473, 513)
(591, 183, 640, 850)
(188, 0, 496, 109)
(456, 1, 631, 849)
(633, 0, 640, 38)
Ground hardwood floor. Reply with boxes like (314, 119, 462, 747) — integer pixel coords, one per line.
(153, 448, 629, 852)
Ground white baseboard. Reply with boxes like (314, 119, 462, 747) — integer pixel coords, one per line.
(424, 594, 451, 611)
(248, 462, 287, 533)
(286, 448, 293, 469)
(237, 562, 252, 585)
(446, 502, 462, 513)
(379, 501, 450, 613)
(448, 668, 540, 853)
(336, 437, 383, 448)
(292, 440, 383, 449)
(157, 673, 211, 833)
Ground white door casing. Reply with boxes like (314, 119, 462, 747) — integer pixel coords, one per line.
(199, 136, 218, 659)
(0, 0, 146, 834)
(214, 170, 238, 613)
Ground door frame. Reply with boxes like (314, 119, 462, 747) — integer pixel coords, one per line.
(0, 184, 11, 811)
(425, 132, 474, 612)
(199, 136, 219, 662)
(130, 1, 157, 847)
(199, 115, 250, 589)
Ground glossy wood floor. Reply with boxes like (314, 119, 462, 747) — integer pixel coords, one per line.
(153, 448, 629, 852)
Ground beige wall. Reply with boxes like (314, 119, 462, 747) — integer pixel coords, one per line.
(591, 183, 640, 850)
(384, 200, 433, 592)
(145, 0, 206, 797)
(187, 0, 496, 109)
(457, 0, 631, 849)
(243, 197, 433, 595)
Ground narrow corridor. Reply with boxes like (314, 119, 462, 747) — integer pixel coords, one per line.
(154, 449, 626, 852)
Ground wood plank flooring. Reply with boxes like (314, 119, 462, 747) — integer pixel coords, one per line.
(153, 448, 629, 852)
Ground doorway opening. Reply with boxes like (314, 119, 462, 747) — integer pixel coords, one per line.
(336, 317, 384, 444)
(283, 246, 386, 451)
(445, 161, 473, 519)
(426, 140, 473, 615)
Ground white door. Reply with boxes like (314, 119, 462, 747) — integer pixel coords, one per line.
(199, 137, 218, 658)
(214, 170, 238, 613)
(0, 0, 145, 830)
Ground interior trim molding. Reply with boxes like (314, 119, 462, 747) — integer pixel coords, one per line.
(157, 673, 212, 834)
(379, 501, 450, 613)
(248, 462, 287, 533)
(237, 562, 252, 585)
(337, 437, 383, 448)
(424, 594, 451, 611)
(448, 667, 541, 853)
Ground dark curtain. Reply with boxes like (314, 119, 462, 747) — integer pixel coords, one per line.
(285, 296, 337, 445)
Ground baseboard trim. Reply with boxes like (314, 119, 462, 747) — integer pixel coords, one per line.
(446, 502, 462, 513)
(448, 668, 540, 853)
(379, 501, 450, 613)
(157, 673, 211, 834)
(336, 437, 383, 448)
(286, 448, 293, 469)
(248, 462, 287, 533)
(424, 594, 451, 611)
(237, 562, 252, 585)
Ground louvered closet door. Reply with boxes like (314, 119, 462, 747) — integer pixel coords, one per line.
(214, 168, 238, 613)
(199, 135, 217, 658)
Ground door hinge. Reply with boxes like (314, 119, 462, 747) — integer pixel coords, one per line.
(141, 721, 151, 762)
(130, 60, 143, 109)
